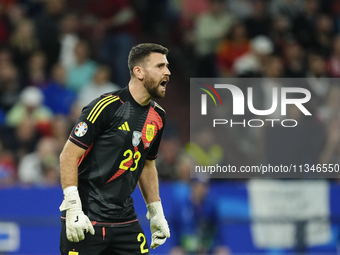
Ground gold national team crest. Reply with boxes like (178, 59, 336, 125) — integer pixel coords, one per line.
(146, 124, 155, 142)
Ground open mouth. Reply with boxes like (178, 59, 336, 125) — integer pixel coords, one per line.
(160, 79, 169, 87)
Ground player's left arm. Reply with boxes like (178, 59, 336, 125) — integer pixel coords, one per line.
(139, 159, 160, 204)
(139, 159, 170, 249)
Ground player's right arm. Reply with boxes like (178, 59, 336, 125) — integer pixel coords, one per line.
(60, 140, 85, 190)
(59, 140, 95, 242)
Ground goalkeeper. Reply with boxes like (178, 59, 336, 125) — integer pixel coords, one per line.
(59, 43, 170, 255)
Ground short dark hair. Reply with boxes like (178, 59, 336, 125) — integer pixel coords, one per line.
(128, 43, 169, 76)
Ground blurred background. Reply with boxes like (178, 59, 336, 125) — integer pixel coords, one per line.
(1, 0, 340, 254)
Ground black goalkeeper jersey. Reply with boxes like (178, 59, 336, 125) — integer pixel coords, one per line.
(68, 87, 166, 223)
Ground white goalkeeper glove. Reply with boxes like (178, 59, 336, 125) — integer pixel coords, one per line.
(146, 200, 170, 249)
(59, 186, 95, 242)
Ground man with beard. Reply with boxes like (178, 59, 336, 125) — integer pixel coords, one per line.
(59, 43, 170, 255)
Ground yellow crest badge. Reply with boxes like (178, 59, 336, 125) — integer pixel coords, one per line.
(68, 252, 78, 255)
(146, 124, 155, 142)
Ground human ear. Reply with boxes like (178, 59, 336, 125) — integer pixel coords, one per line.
(133, 66, 144, 79)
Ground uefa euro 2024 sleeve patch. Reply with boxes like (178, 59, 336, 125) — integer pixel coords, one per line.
(74, 122, 88, 137)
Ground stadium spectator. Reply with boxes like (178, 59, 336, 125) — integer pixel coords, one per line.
(34, 0, 66, 71)
(5, 86, 52, 127)
(65, 39, 97, 93)
(245, 0, 271, 39)
(283, 40, 306, 77)
(18, 136, 59, 186)
(10, 18, 39, 74)
(176, 154, 191, 184)
(172, 178, 221, 255)
(292, 0, 320, 48)
(50, 114, 72, 153)
(10, 118, 40, 163)
(305, 51, 331, 105)
(310, 13, 334, 58)
(0, 63, 21, 112)
(0, 47, 13, 68)
(41, 63, 77, 115)
(23, 50, 48, 87)
(194, 0, 235, 77)
(263, 55, 285, 79)
(156, 135, 182, 181)
(59, 12, 80, 68)
(6, 2, 26, 26)
(269, 15, 293, 54)
(84, 0, 138, 87)
(176, 0, 210, 63)
(188, 126, 224, 169)
(327, 34, 340, 77)
(77, 65, 120, 107)
(216, 22, 250, 77)
(180, 0, 209, 31)
(233, 35, 274, 77)
(67, 100, 83, 127)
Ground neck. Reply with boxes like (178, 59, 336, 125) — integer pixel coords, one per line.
(128, 78, 151, 106)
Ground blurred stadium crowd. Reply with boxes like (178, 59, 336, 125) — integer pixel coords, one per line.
(1, 0, 340, 254)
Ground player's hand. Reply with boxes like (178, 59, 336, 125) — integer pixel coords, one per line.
(59, 186, 95, 242)
(146, 200, 170, 249)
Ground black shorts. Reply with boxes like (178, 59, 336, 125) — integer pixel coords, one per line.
(60, 220, 150, 255)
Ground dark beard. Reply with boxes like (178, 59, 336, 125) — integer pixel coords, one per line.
(143, 75, 162, 98)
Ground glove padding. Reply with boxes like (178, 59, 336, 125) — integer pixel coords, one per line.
(146, 201, 170, 249)
(59, 187, 95, 242)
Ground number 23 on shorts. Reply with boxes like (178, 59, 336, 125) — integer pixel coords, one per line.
(137, 233, 149, 254)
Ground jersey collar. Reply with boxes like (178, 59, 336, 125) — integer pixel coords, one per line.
(125, 86, 154, 109)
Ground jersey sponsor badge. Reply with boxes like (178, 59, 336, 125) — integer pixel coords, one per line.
(132, 131, 142, 146)
(68, 252, 78, 255)
(146, 124, 155, 142)
(74, 122, 88, 137)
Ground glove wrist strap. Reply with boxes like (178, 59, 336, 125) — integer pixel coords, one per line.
(146, 200, 165, 219)
(63, 186, 77, 196)
(60, 187, 82, 212)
